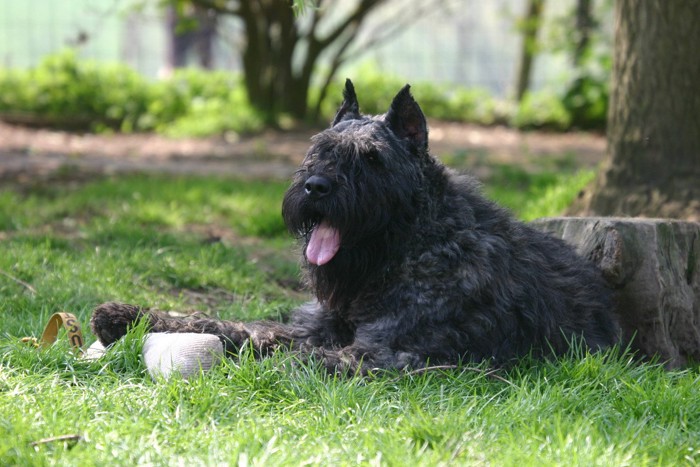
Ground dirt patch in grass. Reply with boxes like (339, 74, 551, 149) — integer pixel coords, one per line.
(0, 120, 605, 183)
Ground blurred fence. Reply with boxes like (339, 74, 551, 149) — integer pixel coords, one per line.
(0, 0, 577, 97)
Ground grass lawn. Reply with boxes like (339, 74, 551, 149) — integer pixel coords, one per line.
(1, 167, 698, 466)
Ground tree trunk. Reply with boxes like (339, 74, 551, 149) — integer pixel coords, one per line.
(189, 0, 388, 125)
(572, 0, 700, 221)
(165, 5, 218, 71)
(573, 0, 593, 66)
(239, 1, 302, 123)
(514, 0, 545, 102)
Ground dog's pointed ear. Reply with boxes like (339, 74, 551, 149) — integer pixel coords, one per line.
(332, 79, 361, 126)
(386, 84, 428, 150)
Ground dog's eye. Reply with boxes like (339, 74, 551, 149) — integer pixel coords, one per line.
(365, 150, 380, 164)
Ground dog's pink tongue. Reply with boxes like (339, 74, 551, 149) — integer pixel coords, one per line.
(306, 221, 340, 266)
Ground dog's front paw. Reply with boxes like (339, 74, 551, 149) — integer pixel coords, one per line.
(298, 346, 364, 376)
(90, 302, 149, 346)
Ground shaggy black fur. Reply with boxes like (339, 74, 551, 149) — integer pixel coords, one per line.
(91, 80, 620, 373)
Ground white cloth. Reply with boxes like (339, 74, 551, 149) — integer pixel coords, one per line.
(142, 333, 224, 379)
(85, 333, 224, 380)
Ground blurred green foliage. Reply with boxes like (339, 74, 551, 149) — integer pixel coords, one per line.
(512, 91, 572, 131)
(0, 50, 263, 136)
(561, 57, 611, 131)
(0, 50, 609, 135)
(0, 50, 152, 132)
(318, 67, 500, 125)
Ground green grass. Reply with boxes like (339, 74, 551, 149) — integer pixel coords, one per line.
(485, 165, 596, 221)
(1, 170, 698, 465)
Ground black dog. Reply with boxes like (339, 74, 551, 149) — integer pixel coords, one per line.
(92, 80, 619, 373)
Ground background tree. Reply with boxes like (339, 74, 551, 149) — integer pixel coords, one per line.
(574, 0, 700, 220)
(514, 0, 545, 102)
(572, 0, 593, 67)
(169, 0, 435, 125)
(166, 3, 219, 70)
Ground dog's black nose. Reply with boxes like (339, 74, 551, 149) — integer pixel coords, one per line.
(304, 175, 332, 198)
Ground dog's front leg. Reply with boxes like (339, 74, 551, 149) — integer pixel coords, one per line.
(90, 302, 294, 354)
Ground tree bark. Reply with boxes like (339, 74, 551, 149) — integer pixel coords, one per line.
(572, 0, 700, 221)
(166, 5, 218, 70)
(572, 0, 593, 66)
(238, 0, 299, 123)
(514, 0, 545, 102)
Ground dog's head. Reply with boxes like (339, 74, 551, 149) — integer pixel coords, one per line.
(282, 80, 435, 266)
(281, 80, 443, 307)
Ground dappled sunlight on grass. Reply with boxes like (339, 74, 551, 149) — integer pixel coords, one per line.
(486, 168, 596, 221)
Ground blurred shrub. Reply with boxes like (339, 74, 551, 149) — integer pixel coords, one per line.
(512, 90, 572, 131)
(0, 50, 262, 136)
(561, 59, 610, 130)
(319, 67, 498, 125)
(153, 70, 263, 137)
(319, 69, 406, 117)
(0, 51, 608, 135)
(0, 50, 151, 132)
